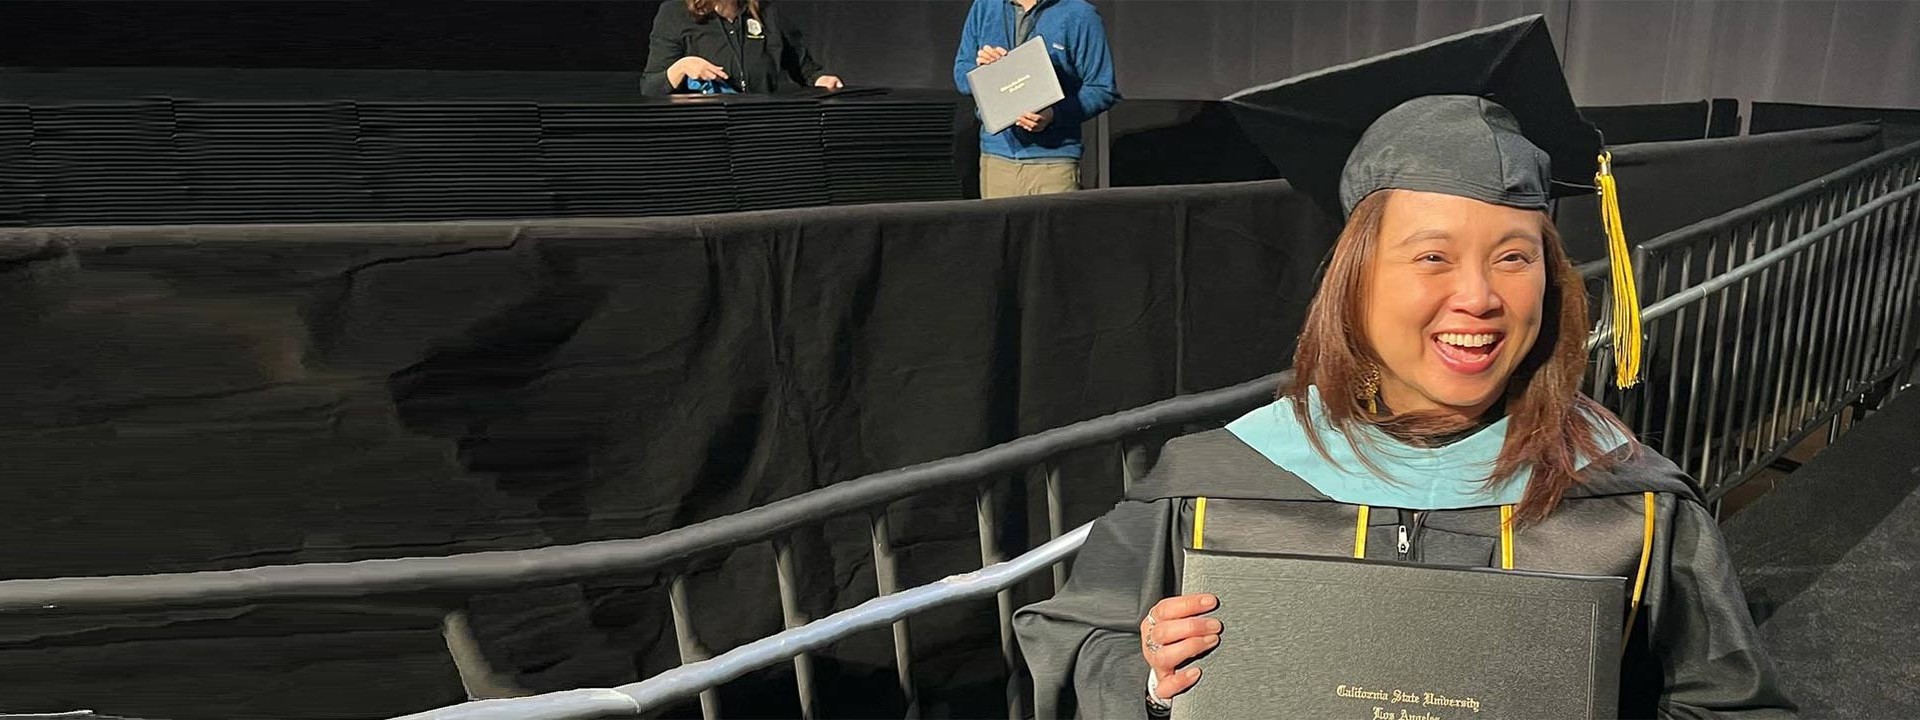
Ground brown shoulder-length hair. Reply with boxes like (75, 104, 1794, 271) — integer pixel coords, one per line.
(687, 0, 760, 22)
(1287, 190, 1632, 525)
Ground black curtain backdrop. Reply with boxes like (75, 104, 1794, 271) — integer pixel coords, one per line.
(0, 181, 1338, 719)
(1750, 102, 1920, 149)
(1708, 98, 1743, 139)
(1577, 100, 1713, 145)
(3, 1, 1917, 109)
(1106, 100, 1280, 189)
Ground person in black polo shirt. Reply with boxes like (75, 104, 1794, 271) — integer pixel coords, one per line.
(642, 0, 843, 96)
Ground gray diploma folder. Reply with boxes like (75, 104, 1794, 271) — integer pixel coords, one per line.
(965, 36, 1066, 135)
(1173, 550, 1624, 720)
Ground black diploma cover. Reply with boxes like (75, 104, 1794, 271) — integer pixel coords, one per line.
(1173, 550, 1624, 720)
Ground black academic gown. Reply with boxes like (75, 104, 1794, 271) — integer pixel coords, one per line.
(1012, 427, 1797, 719)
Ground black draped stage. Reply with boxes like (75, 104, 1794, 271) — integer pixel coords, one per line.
(0, 180, 1338, 719)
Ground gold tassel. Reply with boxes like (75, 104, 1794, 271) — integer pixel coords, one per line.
(1597, 152, 1643, 388)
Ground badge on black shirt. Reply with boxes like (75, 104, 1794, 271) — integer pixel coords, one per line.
(745, 18, 764, 38)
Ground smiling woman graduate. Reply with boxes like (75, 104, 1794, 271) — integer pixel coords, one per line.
(1011, 16, 1796, 720)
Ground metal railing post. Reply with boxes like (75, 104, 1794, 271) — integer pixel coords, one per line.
(772, 536, 817, 720)
(669, 573, 720, 720)
(869, 509, 920, 718)
(975, 480, 1023, 720)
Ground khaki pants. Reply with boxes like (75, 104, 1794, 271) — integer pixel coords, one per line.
(980, 153, 1080, 199)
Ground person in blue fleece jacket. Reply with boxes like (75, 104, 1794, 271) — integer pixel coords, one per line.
(953, 0, 1119, 198)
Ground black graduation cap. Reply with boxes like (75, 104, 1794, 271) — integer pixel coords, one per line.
(1223, 15, 1642, 388)
(1225, 14, 1598, 215)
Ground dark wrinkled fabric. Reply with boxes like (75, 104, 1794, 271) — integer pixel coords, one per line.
(0, 181, 1340, 718)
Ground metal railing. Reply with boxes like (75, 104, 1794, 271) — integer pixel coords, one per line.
(1585, 140, 1920, 502)
(0, 372, 1285, 720)
(4, 142, 1918, 720)
(391, 525, 1096, 720)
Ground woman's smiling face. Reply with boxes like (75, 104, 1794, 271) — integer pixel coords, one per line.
(1363, 190, 1548, 421)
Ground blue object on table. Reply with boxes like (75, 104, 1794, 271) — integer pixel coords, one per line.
(687, 79, 740, 95)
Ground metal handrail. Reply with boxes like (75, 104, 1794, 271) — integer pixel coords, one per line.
(1638, 183, 1920, 321)
(1584, 147, 1920, 503)
(0, 374, 1284, 615)
(1577, 138, 1920, 281)
(393, 524, 1097, 720)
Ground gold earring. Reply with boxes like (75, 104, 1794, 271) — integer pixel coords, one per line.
(1358, 364, 1381, 415)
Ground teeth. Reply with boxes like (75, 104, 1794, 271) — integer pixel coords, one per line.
(1437, 332, 1499, 348)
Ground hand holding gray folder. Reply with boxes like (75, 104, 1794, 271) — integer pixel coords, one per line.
(1173, 551, 1624, 720)
(965, 36, 1066, 134)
